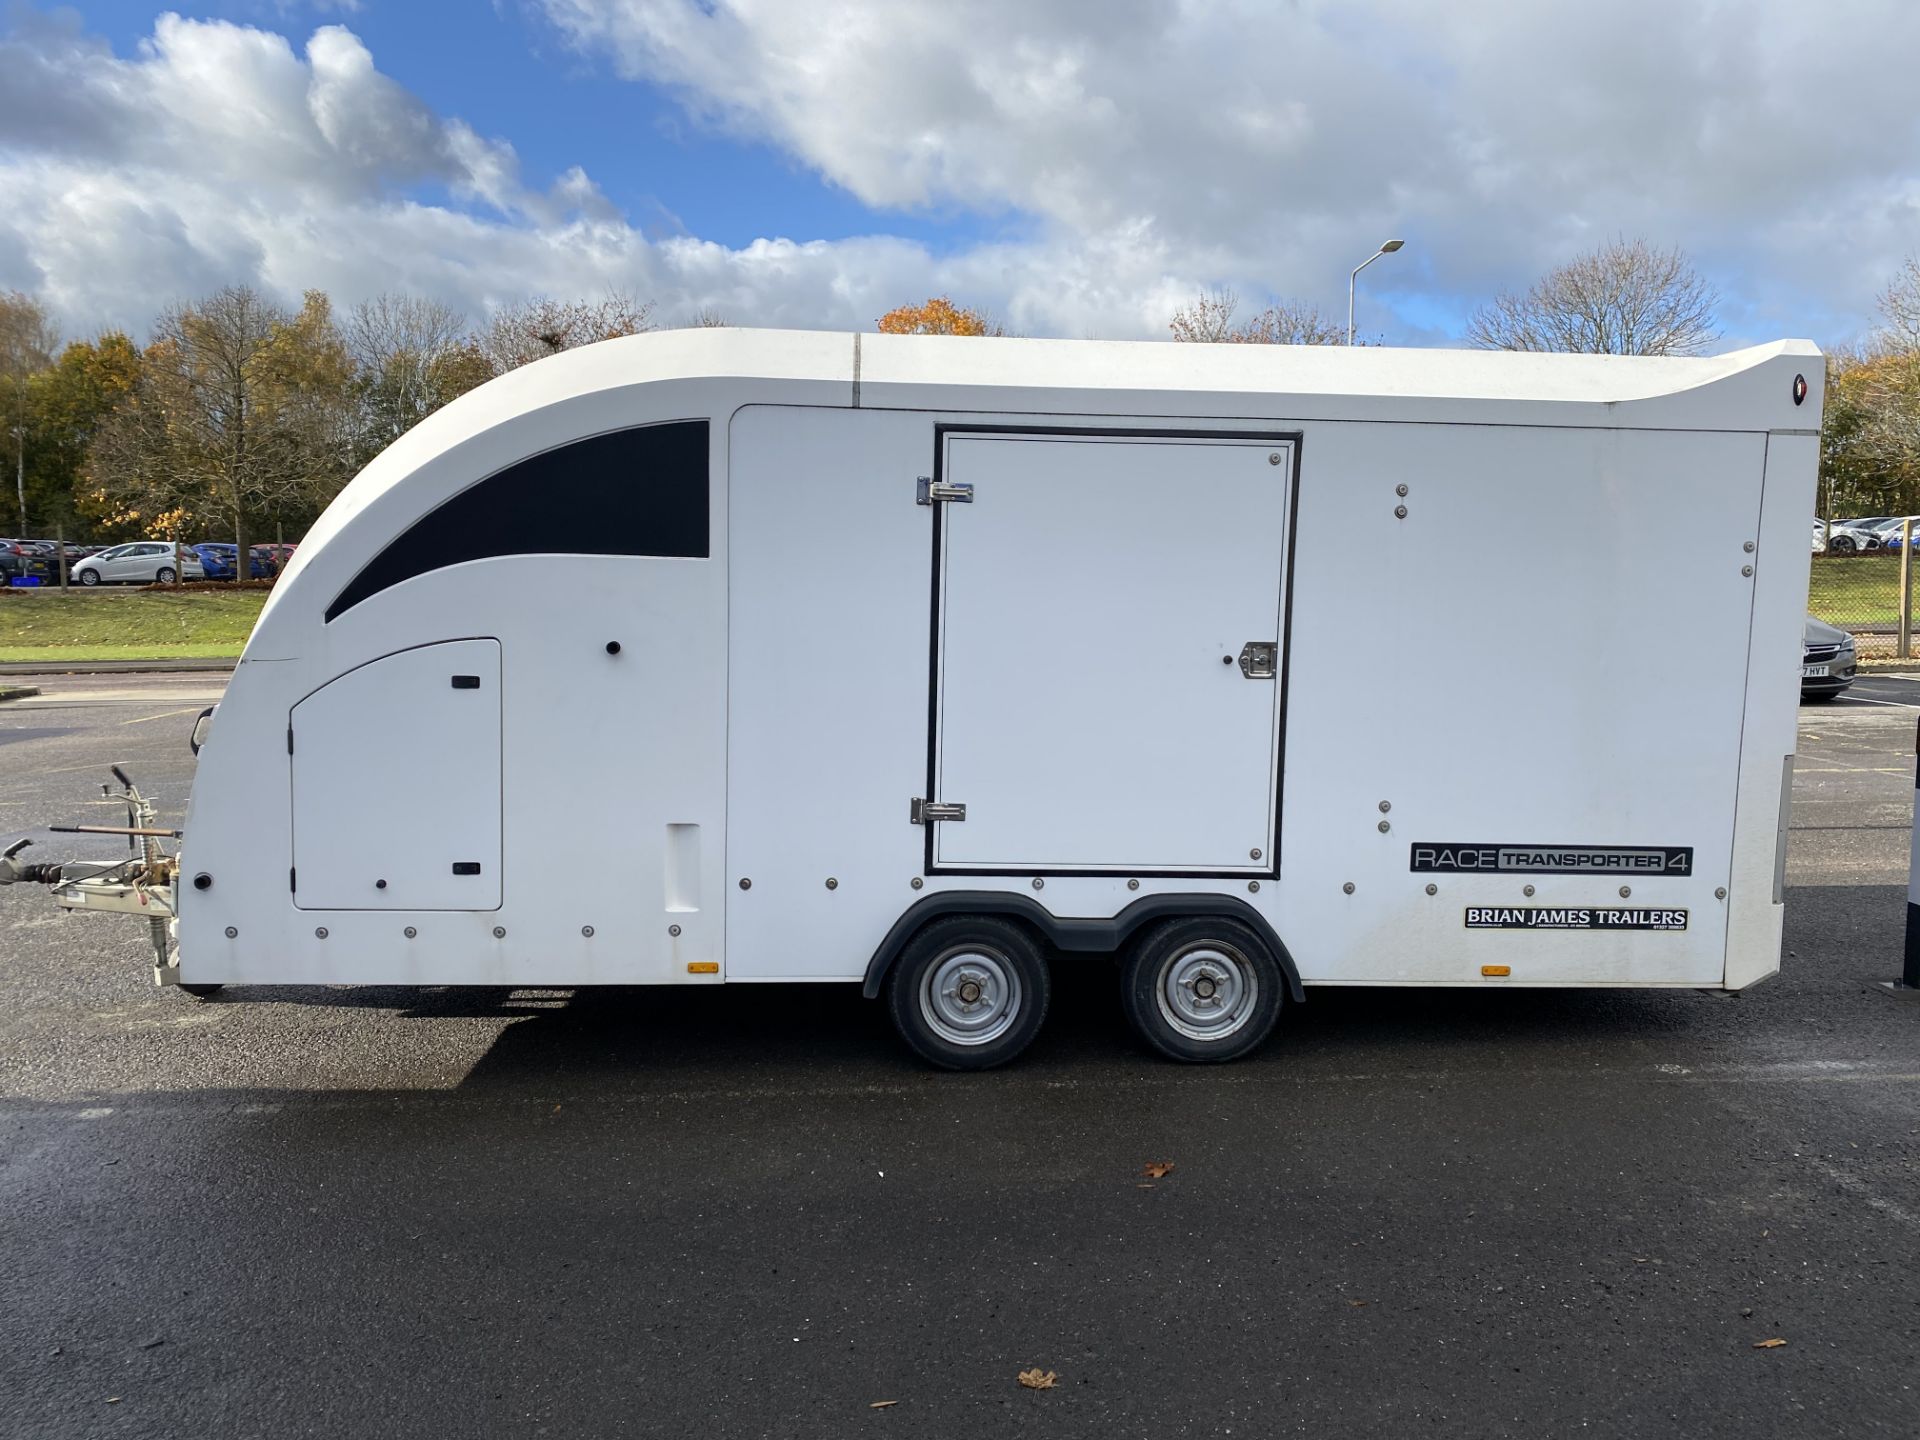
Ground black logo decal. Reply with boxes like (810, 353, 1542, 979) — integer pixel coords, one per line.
(1412, 844, 1692, 876)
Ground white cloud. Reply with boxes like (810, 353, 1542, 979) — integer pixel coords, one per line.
(1, 3, 1917, 347)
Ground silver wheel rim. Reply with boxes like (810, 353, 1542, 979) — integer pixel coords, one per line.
(920, 944, 1023, 1047)
(1155, 941, 1259, 1043)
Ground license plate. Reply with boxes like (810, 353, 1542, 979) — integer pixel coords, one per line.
(1802, 664, 1829, 678)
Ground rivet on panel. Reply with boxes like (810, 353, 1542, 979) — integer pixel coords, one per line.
(1715, 887, 1727, 900)
(1268, 452, 1283, 466)
(1395, 483, 1409, 497)
(583, 925, 596, 938)
(1424, 884, 1437, 896)
(1249, 847, 1263, 861)
(910, 877, 925, 890)
(224, 925, 238, 938)
(404, 926, 417, 939)
(605, 641, 622, 655)
(1378, 820, 1391, 833)
(1031, 877, 1045, 890)
(1342, 881, 1356, 895)
(314, 927, 328, 940)
(1127, 878, 1141, 890)
(492, 925, 507, 938)
(193, 872, 213, 891)
(1378, 801, 1391, 813)
(667, 924, 681, 937)
(1394, 505, 1408, 519)
(1523, 884, 1536, 898)
(1741, 565, 1754, 577)
(738, 877, 752, 890)
(1618, 886, 1631, 899)
(1247, 880, 1260, 893)
(825, 877, 839, 890)
(1743, 540, 1756, 553)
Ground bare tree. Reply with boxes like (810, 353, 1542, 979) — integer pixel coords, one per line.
(477, 291, 655, 375)
(0, 290, 59, 530)
(1879, 255, 1920, 352)
(1169, 288, 1345, 345)
(1467, 238, 1720, 356)
(680, 309, 731, 329)
(347, 294, 473, 447)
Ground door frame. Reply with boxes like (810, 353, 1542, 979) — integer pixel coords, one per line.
(922, 422, 1304, 879)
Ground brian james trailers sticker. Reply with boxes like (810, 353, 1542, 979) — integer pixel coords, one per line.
(1464, 907, 1689, 932)
(1410, 843, 1692, 876)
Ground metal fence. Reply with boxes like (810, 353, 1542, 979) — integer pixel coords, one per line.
(1811, 522, 1920, 659)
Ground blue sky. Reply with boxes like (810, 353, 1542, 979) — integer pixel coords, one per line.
(3, 1, 1918, 346)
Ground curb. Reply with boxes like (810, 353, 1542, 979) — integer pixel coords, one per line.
(0, 659, 239, 676)
(0, 685, 42, 702)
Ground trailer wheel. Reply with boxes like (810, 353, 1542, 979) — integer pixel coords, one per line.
(179, 983, 223, 998)
(1120, 916, 1283, 1063)
(885, 915, 1050, 1071)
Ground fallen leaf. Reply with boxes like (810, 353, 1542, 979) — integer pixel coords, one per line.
(1753, 1338, 1787, 1349)
(1142, 1162, 1175, 1179)
(869, 1400, 898, 1409)
(1017, 1368, 1058, 1390)
(1348, 1300, 1369, 1307)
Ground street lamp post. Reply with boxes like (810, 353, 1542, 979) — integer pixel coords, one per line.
(1347, 239, 1406, 345)
(9, 425, 23, 534)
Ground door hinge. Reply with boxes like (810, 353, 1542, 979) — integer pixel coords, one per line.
(1237, 641, 1278, 679)
(910, 798, 967, 824)
(916, 475, 974, 506)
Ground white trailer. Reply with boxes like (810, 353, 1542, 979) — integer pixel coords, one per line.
(2, 330, 1823, 1067)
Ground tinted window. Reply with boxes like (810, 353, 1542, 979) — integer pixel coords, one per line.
(327, 420, 709, 621)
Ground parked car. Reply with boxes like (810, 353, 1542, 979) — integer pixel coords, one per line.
(1802, 616, 1857, 700)
(1, 539, 53, 582)
(1826, 519, 1887, 553)
(1812, 519, 1827, 554)
(252, 542, 297, 573)
(71, 542, 205, 586)
(190, 542, 275, 580)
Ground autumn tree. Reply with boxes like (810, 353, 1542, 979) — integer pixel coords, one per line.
(876, 297, 1006, 336)
(25, 332, 141, 538)
(1, 290, 59, 531)
(1467, 238, 1720, 356)
(477, 291, 655, 375)
(90, 286, 356, 558)
(1169, 289, 1345, 345)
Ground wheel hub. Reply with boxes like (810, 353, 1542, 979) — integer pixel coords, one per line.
(921, 947, 1023, 1047)
(1156, 943, 1259, 1041)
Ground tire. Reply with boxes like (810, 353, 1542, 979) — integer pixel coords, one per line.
(78, 568, 100, 586)
(156, 567, 177, 585)
(1120, 915, 1285, 1064)
(179, 983, 223, 998)
(884, 914, 1051, 1071)
(1830, 535, 1856, 554)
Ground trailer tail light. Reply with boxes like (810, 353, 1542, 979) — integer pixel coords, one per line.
(1481, 965, 1511, 977)
(686, 961, 719, 974)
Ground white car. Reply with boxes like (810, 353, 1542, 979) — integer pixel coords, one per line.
(72, 542, 206, 586)
(1826, 520, 1888, 554)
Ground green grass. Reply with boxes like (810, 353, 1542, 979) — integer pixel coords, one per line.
(0, 588, 268, 661)
(1808, 553, 1914, 628)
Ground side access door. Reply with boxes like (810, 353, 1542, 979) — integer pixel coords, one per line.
(925, 427, 1295, 877)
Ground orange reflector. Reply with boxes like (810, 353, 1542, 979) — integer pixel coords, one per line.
(686, 961, 719, 975)
(1482, 965, 1511, 977)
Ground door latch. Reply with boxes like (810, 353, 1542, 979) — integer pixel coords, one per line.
(1237, 642, 1278, 679)
(916, 476, 974, 505)
(910, 798, 967, 824)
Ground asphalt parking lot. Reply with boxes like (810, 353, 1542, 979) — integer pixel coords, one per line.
(3, 674, 1918, 1438)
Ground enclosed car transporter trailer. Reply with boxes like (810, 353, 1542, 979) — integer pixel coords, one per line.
(0, 330, 1823, 1068)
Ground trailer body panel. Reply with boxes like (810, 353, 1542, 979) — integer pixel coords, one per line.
(157, 329, 1820, 996)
